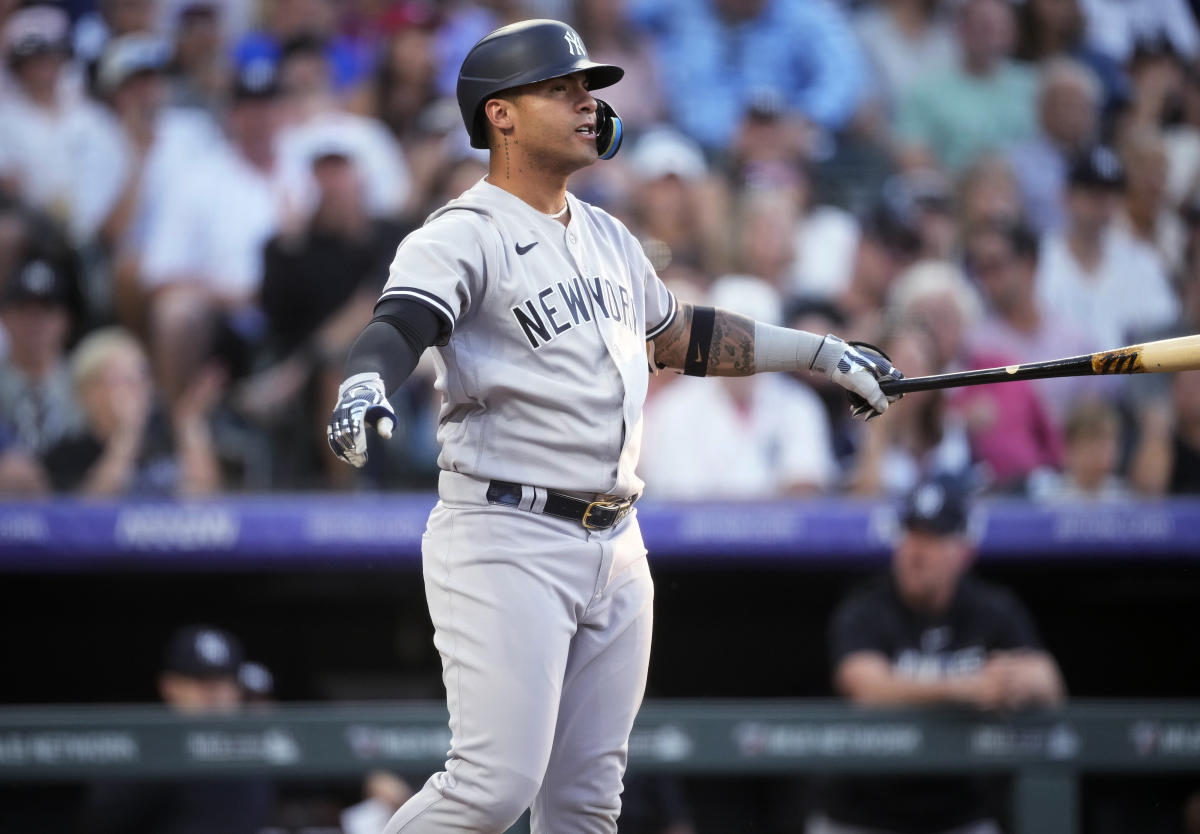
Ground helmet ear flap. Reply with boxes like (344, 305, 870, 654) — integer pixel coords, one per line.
(595, 98, 623, 160)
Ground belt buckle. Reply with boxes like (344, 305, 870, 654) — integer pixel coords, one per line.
(582, 499, 623, 530)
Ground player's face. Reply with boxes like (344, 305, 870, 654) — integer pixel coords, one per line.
(159, 673, 243, 713)
(509, 72, 599, 170)
(893, 530, 970, 614)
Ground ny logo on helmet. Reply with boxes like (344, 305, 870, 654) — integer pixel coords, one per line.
(564, 30, 586, 56)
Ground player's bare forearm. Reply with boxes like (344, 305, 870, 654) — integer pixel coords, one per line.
(836, 654, 978, 707)
(650, 302, 755, 377)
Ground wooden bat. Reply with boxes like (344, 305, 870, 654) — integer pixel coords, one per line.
(877, 333, 1200, 396)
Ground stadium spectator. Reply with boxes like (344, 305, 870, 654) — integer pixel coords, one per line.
(1164, 63, 1200, 208)
(834, 185, 925, 338)
(852, 0, 956, 113)
(899, 167, 958, 261)
(729, 184, 800, 292)
(162, 1, 229, 115)
(1117, 36, 1186, 140)
(955, 154, 1024, 243)
(275, 34, 413, 220)
(885, 252, 1064, 491)
(1127, 239, 1200, 493)
(624, 126, 727, 277)
(41, 327, 223, 496)
(848, 321, 973, 496)
(573, 0, 666, 133)
(1117, 124, 1186, 276)
(809, 475, 1065, 834)
(0, 423, 48, 495)
(1028, 398, 1129, 500)
(1079, 0, 1200, 66)
(1127, 357, 1200, 497)
(232, 0, 370, 95)
(79, 624, 276, 834)
(138, 62, 291, 408)
(0, 6, 126, 246)
(0, 255, 86, 456)
(1012, 0, 1127, 115)
(1007, 57, 1104, 233)
(629, 0, 868, 155)
(242, 137, 408, 489)
(1036, 146, 1179, 351)
(72, 0, 159, 95)
(894, 0, 1037, 173)
(788, 164, 862, 301)
(889, 259, 983, 377)
(1166, 370, 1200, 493)
(429, 0, 521, 100)
(784, 295, 860, 471)
(367, 3, 441, 141)
(0, 195, 88, 342)
(965, 220, 1107, 425)
(639, 275, 838, 498)
(725, 90, 816, 179)
(94, 32, 221, 331)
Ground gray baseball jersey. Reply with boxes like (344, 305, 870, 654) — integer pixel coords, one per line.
(378, 178, 677, 496)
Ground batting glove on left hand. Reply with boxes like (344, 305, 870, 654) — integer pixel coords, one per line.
(810, 335, 904, 420)
(327, 372, 397, 468)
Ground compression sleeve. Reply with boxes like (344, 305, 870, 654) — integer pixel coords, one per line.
(752, 321, 827, 374)
(344, 297, 443, 392)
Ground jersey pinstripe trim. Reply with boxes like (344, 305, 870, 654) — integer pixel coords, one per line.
(379, 287, 457, 331)
(645, 292, 677, 340)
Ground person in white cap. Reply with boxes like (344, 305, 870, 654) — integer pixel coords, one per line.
(0, 6, 125, 245)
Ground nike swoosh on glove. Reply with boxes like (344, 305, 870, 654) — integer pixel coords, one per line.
(327, 372, 397, 468)
(810, 335, 905, 420)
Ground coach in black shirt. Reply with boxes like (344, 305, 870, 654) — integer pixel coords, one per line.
(809, 476, 1065, 834)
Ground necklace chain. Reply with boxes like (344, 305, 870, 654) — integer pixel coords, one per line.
(546, 202, 569, 219)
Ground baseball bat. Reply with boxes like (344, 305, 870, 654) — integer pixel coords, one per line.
(877, 333, 1200, 396)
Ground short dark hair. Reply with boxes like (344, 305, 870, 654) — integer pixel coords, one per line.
(969, 219, 1040, 264)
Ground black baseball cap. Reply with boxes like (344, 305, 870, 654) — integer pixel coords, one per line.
(2, 257, 72, 308)
(1068, 146, 1125, 191)
(162, 625, 244, 678)
(899, 475, 970, 535)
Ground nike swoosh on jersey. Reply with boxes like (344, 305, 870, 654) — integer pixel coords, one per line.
(692, 343, 703, 364)
(516, 242, 539, 255)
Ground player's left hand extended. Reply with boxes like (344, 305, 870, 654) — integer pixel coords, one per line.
(810, 335, 904, 420)
(327, 372, 397, 468)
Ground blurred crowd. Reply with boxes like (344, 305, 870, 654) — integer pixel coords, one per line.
(3, 0, 1200, 499)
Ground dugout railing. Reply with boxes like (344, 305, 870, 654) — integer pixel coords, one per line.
(2, 700, 1199, 834)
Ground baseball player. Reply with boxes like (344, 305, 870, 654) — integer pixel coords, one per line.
(327, 19, 904, 834)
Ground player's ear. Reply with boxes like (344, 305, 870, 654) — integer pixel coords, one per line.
(484, 97, 515, 142)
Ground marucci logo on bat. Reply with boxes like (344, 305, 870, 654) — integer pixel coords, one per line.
(1092, 350, 1143, 374)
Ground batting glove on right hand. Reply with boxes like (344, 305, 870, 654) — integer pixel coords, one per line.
(810, 335, 904, 420)
(327, 372, 397, 468)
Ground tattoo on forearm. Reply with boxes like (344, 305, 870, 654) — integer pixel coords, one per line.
(708, 309, 755, 376)
(651, 304, 756, 377)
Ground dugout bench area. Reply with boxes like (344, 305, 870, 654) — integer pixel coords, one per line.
(1, 699, 1199, 834)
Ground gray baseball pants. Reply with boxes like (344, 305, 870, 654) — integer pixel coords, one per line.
(383, 471, 654, 834)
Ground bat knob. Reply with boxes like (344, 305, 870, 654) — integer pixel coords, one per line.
(375, 415, 394, 439)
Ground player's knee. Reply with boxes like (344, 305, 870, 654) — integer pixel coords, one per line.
(448, 765, 540, 832)
(535, 778, 622, 831)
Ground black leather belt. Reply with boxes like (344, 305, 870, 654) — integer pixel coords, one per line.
(485, 480, 637, 530)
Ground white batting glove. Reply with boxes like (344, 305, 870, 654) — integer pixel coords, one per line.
(327, 372, 397, 468)
(810, 335, 904, 420)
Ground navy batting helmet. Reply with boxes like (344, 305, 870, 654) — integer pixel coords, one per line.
(456, 19, 624, 154)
